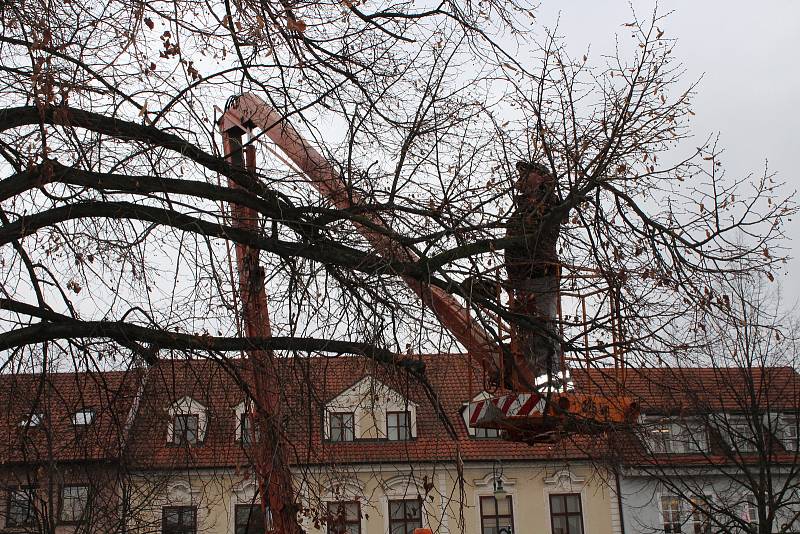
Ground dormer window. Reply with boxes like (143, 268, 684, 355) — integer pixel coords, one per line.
(645, 417, 707, 453)
(387, 411, 411, 441)
(174, 414, 199, 445)
(167, 396, 207, 445)
(72, 409, 95, 426)
(474, 427, 500, 439)
(783, 415, 799, 451)
(728, 420, 757, 453)
(20, 413, 43, 428)
(329, 413, 355, 442)
(240, 413, 253, 445)
(323, 376, 417, 441)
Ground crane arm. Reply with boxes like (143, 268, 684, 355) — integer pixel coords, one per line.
(220, 93, 520, 384)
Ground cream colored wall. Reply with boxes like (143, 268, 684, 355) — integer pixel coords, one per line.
(127, 462, 614, 534)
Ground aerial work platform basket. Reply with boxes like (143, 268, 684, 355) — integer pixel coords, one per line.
(465, 264, 641, 443)
(468, 389, 639, 444)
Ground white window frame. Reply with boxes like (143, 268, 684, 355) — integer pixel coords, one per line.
(60, 485, 89, 523)
(782, 414, 799, 452)
(72, 409, 95, 426)
(20, 413, 43, 427)
(166, 396, 207, 444)
(646, 417, 708, 454)
(726, 417, 757, 453)
(659, 494, 683, 533)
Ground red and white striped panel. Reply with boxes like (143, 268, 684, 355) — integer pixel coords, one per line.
(468, 392, 545, 427)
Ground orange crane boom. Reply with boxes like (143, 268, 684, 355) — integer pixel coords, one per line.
(221, 93, 518, 385)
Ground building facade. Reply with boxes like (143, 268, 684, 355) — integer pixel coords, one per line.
(3, 357, 798, 534)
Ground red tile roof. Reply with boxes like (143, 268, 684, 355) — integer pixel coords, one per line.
(576, 366, 800, 414)
(4, 358, 797, 469)
(574, 366, 800, 466)
(0, 367, 144, 464)
(126, 355, 600, 469)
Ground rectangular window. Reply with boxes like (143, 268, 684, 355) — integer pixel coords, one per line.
(783, 416, 799, 451)
(326, 501, 361, 534)
(7, 488, 35, 527)
(162, 506, 196, 534)
(474, 427, 500, 439)
(648, 419, 675, 453)
(72, 410, 95, 426)
(648, 418, 707, 454)
(20, 413, 43, 428)
(388, 499, 422, 534)
(480, 495, 513, 534)
(676, 423, 707, 453)
(729, 421, 756, 453)
(329, 412, 355, 442)
(60, 485, 89, 523)
(387, 411, 411, 441)
(660, 495, 682, 533)
(240, 413, 254, 445)
(688, 498, 711, 534)
(173, 414, 199, 445)
(235, 504, 266, 534)
(742, 500, 757, 527)
(549, 493, 584, 534)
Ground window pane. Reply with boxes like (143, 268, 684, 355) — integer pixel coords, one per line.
(186, 416, 198, 443)
(174, 415, 199, 445)
(235, 504, 264, 534)
(329, 413, 354, 442)
(174, 416, 186, 444)
(241, 414, 252, 444)
(475, 427, 500, 438)
(61, 485, 88, 522)
(482, 518, 498, 534)
(389, 501, 404, 519)
(163, 506, 196, 534)
(9, 489, 34, 526)
(567, 515, 583, 534)
(343, 502, 359, 521)
(566, 495, 581, 513)
(164, 508, 180, 526)
(387, 412, 411, 441)
(405, 500, 420, 519)
(72, 410, 95, 425)
(481, 496, 497, 516)
(550, 495, 565, 514)
(552, 516, 567, 534)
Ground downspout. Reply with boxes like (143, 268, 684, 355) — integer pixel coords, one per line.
(615, 469, 627, 534)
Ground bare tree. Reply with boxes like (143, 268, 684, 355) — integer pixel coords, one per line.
(0, 0, 794, 529)
(586, 280, 800, 534)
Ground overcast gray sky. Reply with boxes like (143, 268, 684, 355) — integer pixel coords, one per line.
(534, 1, 800, 309)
